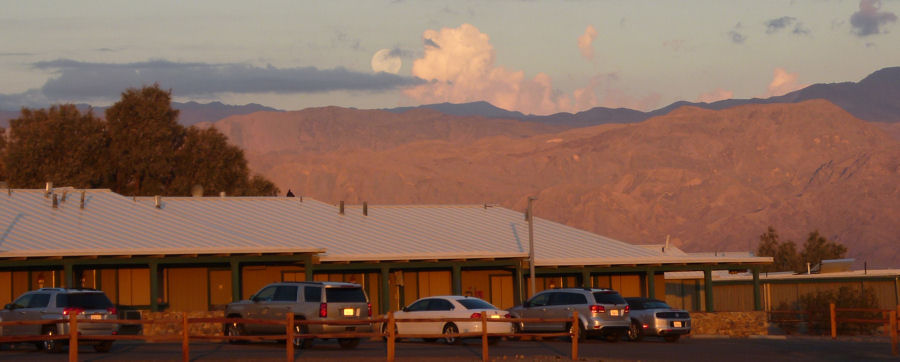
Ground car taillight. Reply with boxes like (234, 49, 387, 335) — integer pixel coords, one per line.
(63, 307, 84, 315)
(107, 307, 117, 315)
(319, 303, 327, 318)
(590, 305, 605, 314)
(503, 313, 511, 318)
(470, 313, 482, 319)
(367, 303, 372, 317)
(624, 305, 630, 314)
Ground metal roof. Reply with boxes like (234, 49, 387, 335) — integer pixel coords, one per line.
(1, 189, 771, 266)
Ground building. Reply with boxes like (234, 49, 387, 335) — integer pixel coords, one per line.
(0, 188, 771, 314)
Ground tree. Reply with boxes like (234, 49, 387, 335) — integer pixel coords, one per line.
(801, 231, 847, 268)
(757, 227, 848, 273)
(3, 105, 109, 188)
(105, 84, 182, 195)
(171, 127, 256, 196)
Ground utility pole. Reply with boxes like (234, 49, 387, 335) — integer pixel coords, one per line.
(528, 197, 536, 298)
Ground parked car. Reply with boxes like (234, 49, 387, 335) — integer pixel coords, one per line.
(386, 296, 513, 345)
(0, 288, 118, 353)
(624, 297, 690, 342)
(507, 288, 629, 341)
(224, 281, 372, 349)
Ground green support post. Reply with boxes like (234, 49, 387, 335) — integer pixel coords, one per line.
(513, 263, 523, 306)
(703, 268, 714, 312)
(63, 262, 74, 288)
(582, 270, 591, 289)
(646, 269, 656, 299)
(149, 262, 159, 312)
(451, 265, 462, 295)
(231, 260, 242, 302)
(304, 254, 314, 281)
(752, 268, 761, 311)
(380, 267, 391, 315)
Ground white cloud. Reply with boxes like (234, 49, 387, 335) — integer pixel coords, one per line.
(765, 67, 806, 97)
(696, 88, 734, 103)
(578, 25, 598, 60)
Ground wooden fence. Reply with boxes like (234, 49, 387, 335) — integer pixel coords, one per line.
(828, 303, 899, 356)
(0, 311, 583, 362)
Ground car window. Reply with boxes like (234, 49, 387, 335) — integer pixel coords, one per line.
(273, 286, 298, 302)
(427, 299, 454, 311)
(593, 291, 626, 305)
(325, 287, 367, 303)
(57, 293, 113, 309)
(406, 299, 430, 312)
(11, 294, 33, 309)
(567, 293, 587, 305)
(304, 286, 322, 302)
(254, 286, 278, 301)
(27, 293, 51, 308)
(626, 300, 644, 310)
(645, 300, 670, 309)
(548, 292, 569, 306)
(457, 299, 496, 310)
(527, 293, 551, 307)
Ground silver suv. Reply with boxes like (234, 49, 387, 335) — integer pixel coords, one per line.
(0, 288, 118, 353)
(507, 288, 630, 341)
(224, 282, 372, 349)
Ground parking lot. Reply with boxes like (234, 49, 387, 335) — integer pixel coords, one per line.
(1, 335, 897, 361)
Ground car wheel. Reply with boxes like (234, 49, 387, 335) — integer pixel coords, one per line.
(567, 322, 586, 342)
(42, 327, 63, 353)
(664, 335, 681, 343)
(337, 338, 360, 349)
(224, 320, 246, 344)
(293, 323, 313, 349)
(626, 321, 643, 342)
(442, 323, 461, 345)
(93, 341, 113, 353)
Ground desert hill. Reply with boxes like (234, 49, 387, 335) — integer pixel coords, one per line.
(210, 100, 900, 267)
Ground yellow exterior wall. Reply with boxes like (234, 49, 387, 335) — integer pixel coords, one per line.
(241, 265, 304, 299)
(0, 272, 11, 305)
(117, 268, 150, 306)
(209, 270, 233, 308)
(166, 268, 209, 312)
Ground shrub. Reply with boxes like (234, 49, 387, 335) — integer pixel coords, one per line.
(796, 286, 880, 335)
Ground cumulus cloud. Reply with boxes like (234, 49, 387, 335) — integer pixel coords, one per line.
(851, 0, 897, 36)
(578, 25, 598, 60)
(765, 16, 810, 35)
(696, 88, 734, 103)
(29, 59, 422, 100)
(765, 67, 806, 97)
(0, 89, 51, 110)
(404, 24, 659, 114)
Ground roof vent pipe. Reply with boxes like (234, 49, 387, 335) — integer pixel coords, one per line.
(363, 201, 368, 216)
(80, 191, 85, 209)
(52, 193, 58, 208)
(339, 201, 344, 215)
(154, 195, 161, 208)
(45, 182, 52, 197)
(219, 191, 226, 197)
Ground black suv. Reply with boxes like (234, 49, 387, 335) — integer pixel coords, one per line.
(0, 288, 118, 353)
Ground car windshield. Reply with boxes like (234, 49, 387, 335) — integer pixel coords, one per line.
(592, 291, 626, 304)
(457, 299, 496, 310)
(325, 287, 367, 302)
(57, 293, 113, 309)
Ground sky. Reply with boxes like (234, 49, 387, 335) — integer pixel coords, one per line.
(1, 0, 898, 115)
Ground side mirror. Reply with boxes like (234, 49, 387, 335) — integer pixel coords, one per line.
(250, 295, 260, 302)
(4, 303, 13, 310)
(402, 307, 409, 312)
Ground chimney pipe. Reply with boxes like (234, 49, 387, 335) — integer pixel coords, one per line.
(219, 191, 226, 197)
(363, 201, 368, 216)
(154, 195, 161, 208)
(80, 191, 85, 209)
(52, 193, 58, 208)
(45, 182, 52, 197)
(339, 201, 344, 215)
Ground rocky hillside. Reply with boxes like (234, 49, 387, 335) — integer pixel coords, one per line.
(210, 100, 900, 267)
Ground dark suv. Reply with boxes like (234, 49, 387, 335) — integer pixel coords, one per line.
(0, 288, 118, 353)
(224, 282, 372, 349)
(507, 288, 630, 341)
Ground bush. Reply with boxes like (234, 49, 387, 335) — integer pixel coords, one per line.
(795, 286, 880, 335)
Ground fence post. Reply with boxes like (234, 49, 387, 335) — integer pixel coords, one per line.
(69, 313, 78, 362)
(481, 312, 488, 362)
(387, 312, 395, 362)
(890, 310, 897, 356)
(286, 312, 295, 362)
(571, 311, 578, 361)
(182, 313, 190, 362)
(830, 303, 837, 339)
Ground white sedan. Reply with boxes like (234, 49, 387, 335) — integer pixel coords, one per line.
(387, 296, 514, 344)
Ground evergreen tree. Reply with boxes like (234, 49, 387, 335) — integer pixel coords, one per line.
(801, 231, 848, 268)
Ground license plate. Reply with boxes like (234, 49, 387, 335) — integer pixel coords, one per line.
(90, 314, 102, 320)
(490, 314, 501, 319)
(610, 310, 619, 316)
(673, 321, 682, 327)
(342, 308, 355, 316)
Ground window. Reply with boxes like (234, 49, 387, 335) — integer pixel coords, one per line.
(593, 291, 626, 304)
(457, 299, 496, 310)
(406, 299, 430, 312)
(11, 294, 32, 309)
(27, 293, 51, 308)
(527, 293, 551, 307)
(273, 286, 298, 302)
(57, 293, 113, 309)
(325, 287, 367, 303)
(253, 286, 277, 301)
(427, 299, 454, 311)
(304, 286, 322, 302)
